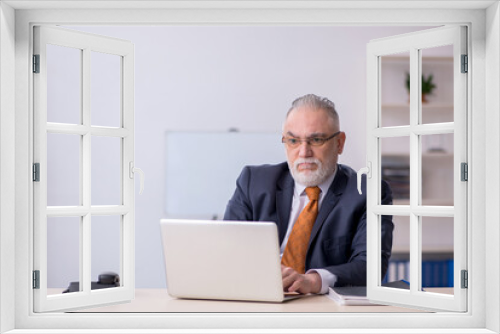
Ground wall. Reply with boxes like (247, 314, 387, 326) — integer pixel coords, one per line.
(47, 25, 426, 288)
(486, 2, 500, 332)
(0, 2, 16, 332)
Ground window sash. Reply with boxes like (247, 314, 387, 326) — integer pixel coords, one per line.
(366, 25, 468, 312)
(33, 25, 135, 312)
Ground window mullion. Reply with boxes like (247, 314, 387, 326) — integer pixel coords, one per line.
(409, 47, 421, 294)
(46, 205, 130, 216)
(81, 47, 92, 294)
(413, 123, 454, 135)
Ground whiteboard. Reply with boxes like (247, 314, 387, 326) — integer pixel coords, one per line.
(164, 131, 285, 219)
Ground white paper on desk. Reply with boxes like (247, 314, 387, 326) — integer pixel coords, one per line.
(326, 287, 374, 306)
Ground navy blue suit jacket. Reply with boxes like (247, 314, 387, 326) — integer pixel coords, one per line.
(223, 162, 394, 287)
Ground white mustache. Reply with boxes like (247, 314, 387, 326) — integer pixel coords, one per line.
(294, 158, 322, 170)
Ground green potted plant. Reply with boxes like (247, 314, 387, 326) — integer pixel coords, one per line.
(405, 72, 436, 103)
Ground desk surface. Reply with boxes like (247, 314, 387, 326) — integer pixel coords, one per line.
(72, 289, 450, 313)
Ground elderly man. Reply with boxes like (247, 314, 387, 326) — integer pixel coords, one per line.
(224, 94, 393, 294)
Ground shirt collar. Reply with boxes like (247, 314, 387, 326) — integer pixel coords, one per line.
(294, 165, 338, 198)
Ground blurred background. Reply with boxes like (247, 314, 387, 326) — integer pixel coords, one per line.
(45, 25, 454, 290)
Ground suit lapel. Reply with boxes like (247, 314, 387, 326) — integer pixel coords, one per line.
(276, 170, 294, 244)
(308, 165, 348, 248)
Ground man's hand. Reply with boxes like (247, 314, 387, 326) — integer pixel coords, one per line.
(281, 265, 322, 294)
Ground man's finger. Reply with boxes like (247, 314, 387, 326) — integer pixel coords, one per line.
(287, 280, 302, 293)
(293, 276, 314, 294)
(282, 267, 299, 291)
(282, 272, 296, 289)
(281, 265, 295, 278)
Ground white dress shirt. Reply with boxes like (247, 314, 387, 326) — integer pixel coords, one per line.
(280, 167, 338, 294)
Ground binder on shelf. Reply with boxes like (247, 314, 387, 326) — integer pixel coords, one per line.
(383, 259, 454, 287)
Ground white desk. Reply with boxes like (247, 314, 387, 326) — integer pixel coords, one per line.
(72, 289, 448, 313)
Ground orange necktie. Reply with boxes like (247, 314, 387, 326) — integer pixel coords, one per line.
(281, 186, 321, 274)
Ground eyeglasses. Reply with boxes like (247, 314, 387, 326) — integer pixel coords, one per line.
(282, 131, 341, 148)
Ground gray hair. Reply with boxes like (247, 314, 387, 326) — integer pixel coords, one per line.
(286, 94, 339, 126)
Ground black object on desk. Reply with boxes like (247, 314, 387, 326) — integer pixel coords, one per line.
(62, 272, 120, 293)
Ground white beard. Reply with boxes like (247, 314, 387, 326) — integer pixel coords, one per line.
(288, 157, 335, 187)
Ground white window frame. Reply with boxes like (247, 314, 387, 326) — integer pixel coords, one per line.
(1, 2, 498, 333)
(366, 26, 468, 312)
(32, 25, 135, 312)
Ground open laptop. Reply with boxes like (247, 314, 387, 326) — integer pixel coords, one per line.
(160, 219, 309, 302)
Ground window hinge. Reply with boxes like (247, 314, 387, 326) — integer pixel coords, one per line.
(33, 270, 40, 289)
(33, 54, 40, 73)
(461, 162, 468, 181)
(461, 270, 468, 289)
(33, 163, 40, 182)
(461, 54, 468, 73)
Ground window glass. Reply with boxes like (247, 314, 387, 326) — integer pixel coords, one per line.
(47, 217, 80, 294)
(421, 133, 454, 206)
(91, 136, 122, 205)
(47, 133, 81, 206)
(381, 136, 410, 205)
(91, 215, 122, 288)
(91, 51, 121, 127)
(420, 45, 454, 124)
(380, 52, 410, 127)
(385, 215, 410, 289)
(47, 44, 81, 124)
(421, 216, 454, 295)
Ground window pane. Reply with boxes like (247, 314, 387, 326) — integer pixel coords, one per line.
(91, 216, 121, 289)
(421, 133, 454, 206)
(91, 52, 121, 127)
(380, 52, 410, 127)
(384, 215, 410, 289)
(420, 45, 454, 124)
(47, 217, 80, 294)
(47, 133, 81, 206)
(47, 44, 81, 124)
(91, 136, 121, 205)
(421, 216, 454, 295)
(381, 137, 410, 205)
